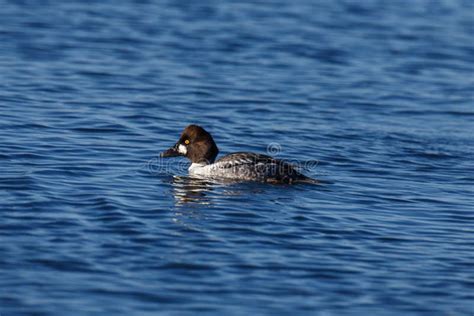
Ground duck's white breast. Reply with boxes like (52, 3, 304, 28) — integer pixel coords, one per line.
(188, 163, 215, 177)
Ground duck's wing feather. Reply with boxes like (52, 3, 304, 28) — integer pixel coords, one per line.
(213, 152, 316, 184)
(215, 152, 276, 166)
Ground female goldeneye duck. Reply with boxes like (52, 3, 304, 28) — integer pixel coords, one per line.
(160, 124, 318, 184)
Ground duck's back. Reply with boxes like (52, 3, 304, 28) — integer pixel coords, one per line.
(196, 152, 315, 184)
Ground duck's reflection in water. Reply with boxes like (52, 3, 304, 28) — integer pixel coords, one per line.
(167, 176, 222, 229)
(167, 176, 273, 229)
(169, 176, 266, 207)
(170, 176, 217, 207)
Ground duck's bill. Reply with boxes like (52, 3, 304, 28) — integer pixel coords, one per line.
(160, 147, 180, 158)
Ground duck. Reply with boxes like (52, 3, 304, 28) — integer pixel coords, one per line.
(160, 124, 317, 184)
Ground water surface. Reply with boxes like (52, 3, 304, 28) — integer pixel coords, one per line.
(1, 0, 473, 315)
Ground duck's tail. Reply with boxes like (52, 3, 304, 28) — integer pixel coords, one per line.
(293, 175, 320, 185)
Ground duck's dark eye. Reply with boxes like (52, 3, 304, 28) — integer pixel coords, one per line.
(184, 139, 190, 145)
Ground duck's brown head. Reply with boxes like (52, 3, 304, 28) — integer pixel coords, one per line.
(160, 124, 219, 164)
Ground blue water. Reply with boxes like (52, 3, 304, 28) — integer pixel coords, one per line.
(1, 0, 473, 315)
